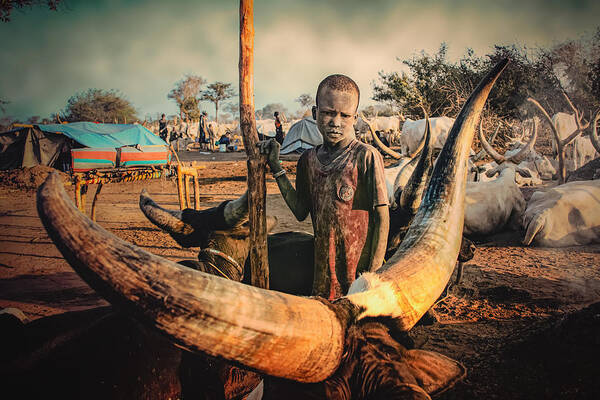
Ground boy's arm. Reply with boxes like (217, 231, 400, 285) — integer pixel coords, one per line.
(369, 205, 389, 271)
(258, 139, 310, 221)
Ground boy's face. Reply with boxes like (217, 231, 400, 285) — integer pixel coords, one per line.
(313, 87, 358, 146)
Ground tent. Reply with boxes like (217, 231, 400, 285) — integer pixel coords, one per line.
(280, 118, 322, 154)
(0, 122, 166, 170)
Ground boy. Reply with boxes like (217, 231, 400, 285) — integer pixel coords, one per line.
(259, 74, 389, 300)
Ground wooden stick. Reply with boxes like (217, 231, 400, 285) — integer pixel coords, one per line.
(80, 184, 88, 214)
(177, 164, 185, 210)
(240, 0, 268, 289)
(193, 176, 200, 210)
(75, 178, 82, 211)
(91, 183, 103, 222)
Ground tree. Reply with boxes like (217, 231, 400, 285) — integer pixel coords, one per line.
(295, 93, 314, 109)
(168, 75, 206, 120)
(63, 89, 138, 123)
(1, 0, 61, 22)
(200, 82, 236, 124)
(372, 42, 563, 121)
(256, 103, 288, 120)
(223, 102, 239, 120)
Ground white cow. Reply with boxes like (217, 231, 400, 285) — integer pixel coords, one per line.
(477, 118, 549, 186)
(522, 180, 600, 247)
(400, 116, 454, 155)
(551, 112, 598, 170)
(354, 116, 399, 135)
(464, 167, 527, 237)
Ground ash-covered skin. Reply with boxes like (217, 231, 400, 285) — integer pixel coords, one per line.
(258, 75, 389, 300)
(297, 140, 388, 299)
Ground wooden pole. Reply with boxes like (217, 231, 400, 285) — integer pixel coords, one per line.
(240, 0, 269, 289)
(177, 164, 185, 210)
(91, 183, 103, 222)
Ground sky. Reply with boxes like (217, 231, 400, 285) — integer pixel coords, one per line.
(0, 0, 599, 121)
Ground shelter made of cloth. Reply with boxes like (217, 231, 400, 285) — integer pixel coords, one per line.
(0, 122, 166, 170)
(280, 118, 323, 155)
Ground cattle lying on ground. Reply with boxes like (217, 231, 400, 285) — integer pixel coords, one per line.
(28, 61, 507, 399)
(464, 168, 526, 237)
(476, 117, 551, 186)
(522, 179, 600, 247)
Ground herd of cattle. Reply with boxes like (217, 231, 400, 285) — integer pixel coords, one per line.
(2, 60, 600, 399)
(371, 102, 600, 247)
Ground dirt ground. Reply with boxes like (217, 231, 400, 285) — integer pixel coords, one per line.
(1, 150, 600, 399)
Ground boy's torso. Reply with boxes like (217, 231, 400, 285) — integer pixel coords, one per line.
(298, 140, 384, 299)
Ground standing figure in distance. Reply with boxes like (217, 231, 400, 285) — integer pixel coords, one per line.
(158, 114, 168, 142)
(274, 111, 285, 145)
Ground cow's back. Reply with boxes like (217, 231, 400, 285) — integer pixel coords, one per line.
(522, 180, 600, 246)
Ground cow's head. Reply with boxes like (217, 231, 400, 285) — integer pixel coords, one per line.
(479, 117, 540, 182)
(36, 60, 508, 398)
(139, 190, 277, 280)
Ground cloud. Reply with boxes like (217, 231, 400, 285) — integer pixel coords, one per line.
(0, 0, 598, 120)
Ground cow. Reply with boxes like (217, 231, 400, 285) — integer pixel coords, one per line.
(400, 116, 455, 156)
(354, 115, 400, 139)
(459, 122, 537, 237)
(522, 179, 600, 247)
(476, 118, 549, 186)
(464, 168, 527, 237)
(31, 60, 508, 399)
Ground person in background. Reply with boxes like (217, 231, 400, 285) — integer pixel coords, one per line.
(274, 111, 285, 145)
(158, 114, 168, 141)
(198, 111, 208, 151)
(207, 123, 217, 152)
(218, 131, 231, 152)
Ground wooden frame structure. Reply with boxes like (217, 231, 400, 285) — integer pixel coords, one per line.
(73, 166, 170, 221)
(176, 162, 205, 210)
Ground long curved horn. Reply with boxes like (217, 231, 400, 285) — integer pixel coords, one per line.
(37, 173, 344, 383)
(392, 151, 419, 195)
(407, 123, 428, 158)
(361, 113, 403, 159)
(478, 119, 506, 164)
(399, 115, 433, 214)
(347, 58, 509, 329)
(507, 118, 538, 164)
(139, 189, 190, 235)
(223, 190, 249, 226)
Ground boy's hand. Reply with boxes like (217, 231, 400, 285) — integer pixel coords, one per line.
(257, 139, 281, 171)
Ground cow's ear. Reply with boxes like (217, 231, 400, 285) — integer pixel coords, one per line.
(402, 349, 466, 396)
(266, 216, 278, 233)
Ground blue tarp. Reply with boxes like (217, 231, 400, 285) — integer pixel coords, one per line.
(38, 122, 167, 148)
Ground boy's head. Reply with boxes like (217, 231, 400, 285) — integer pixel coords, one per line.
(312, 74, 360, 146)
(274, 111, 279, 117)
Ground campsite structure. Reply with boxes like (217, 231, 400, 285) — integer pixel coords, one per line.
(1, 122, 173, 221)
(279, 117, 322, 154)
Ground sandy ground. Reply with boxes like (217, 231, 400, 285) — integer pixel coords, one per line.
(1, 150, 600, 399)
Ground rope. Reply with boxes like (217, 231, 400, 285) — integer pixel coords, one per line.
(198, 248, 243, 280)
